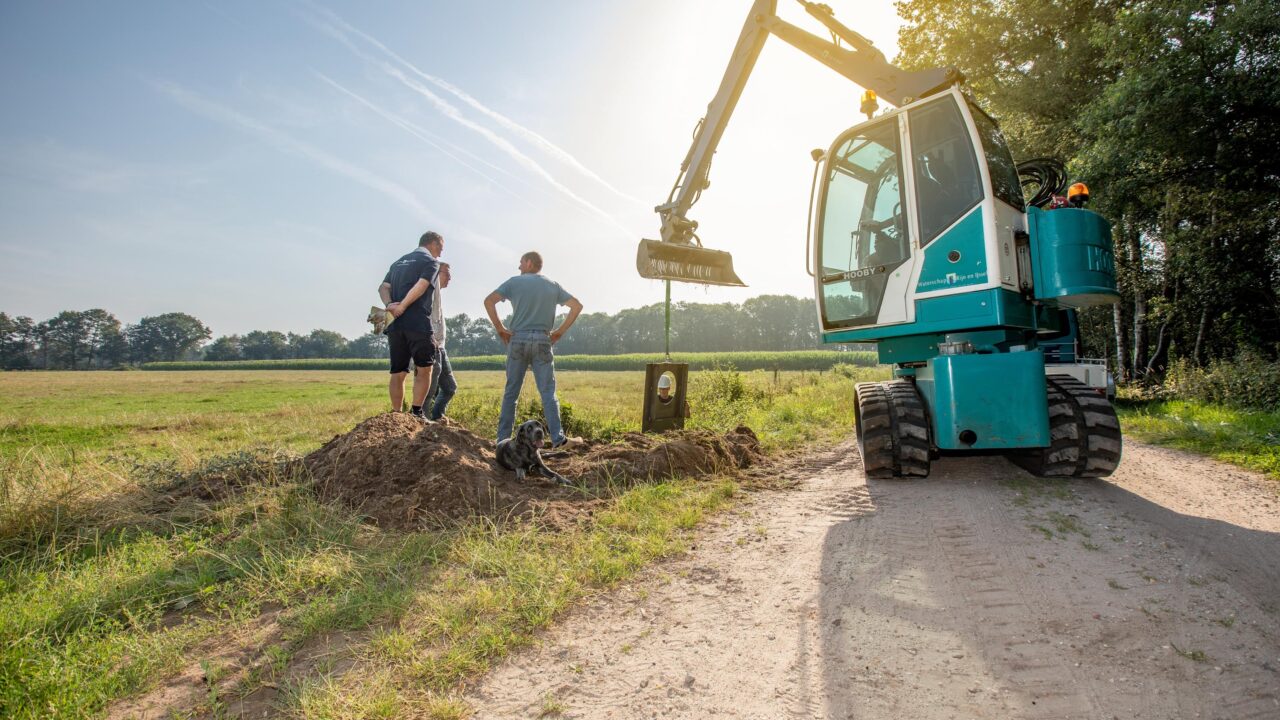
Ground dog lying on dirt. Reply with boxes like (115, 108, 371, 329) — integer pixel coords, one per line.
(495, 420, 571, 486)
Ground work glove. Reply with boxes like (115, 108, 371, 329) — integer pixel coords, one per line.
(367, 306, 394, 334)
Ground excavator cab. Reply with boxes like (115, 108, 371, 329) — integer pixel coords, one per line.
(814, 87, 1019, 333)
(813, 86, 1121, 477)
(816, 115, 908, 328)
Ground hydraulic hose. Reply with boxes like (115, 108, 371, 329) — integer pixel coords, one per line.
(1017, 158, 1068, 208)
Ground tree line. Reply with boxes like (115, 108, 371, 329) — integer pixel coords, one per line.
(0, 311, 213, 370)
(1, 295, 834, 369)
(898, 0, 1279, 381)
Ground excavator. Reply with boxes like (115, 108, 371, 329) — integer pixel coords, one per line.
(637, 0, 1122, 478)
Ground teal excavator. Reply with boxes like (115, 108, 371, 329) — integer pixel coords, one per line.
(638, 0, 1121, 478)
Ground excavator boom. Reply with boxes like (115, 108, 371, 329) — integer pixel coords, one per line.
(637, 0, 959, 286)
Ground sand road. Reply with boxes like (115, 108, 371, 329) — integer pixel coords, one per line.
(467, 441, 1280, 719)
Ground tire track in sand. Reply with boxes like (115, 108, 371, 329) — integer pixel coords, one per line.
(466, 441, 1280, 719)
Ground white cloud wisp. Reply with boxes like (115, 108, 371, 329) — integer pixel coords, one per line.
(305, 9, 639, 239)
(156, 80, 438, 222)
(315, 5, 646, 208)
(315, 72, 540, 210)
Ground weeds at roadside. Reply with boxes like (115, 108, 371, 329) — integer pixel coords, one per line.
(1116, 395, 1280, 480)
(1030, 524, 1054, 540)
(1047, 511, 1090, 538)
(538, 694, 568, 718)
(1171, 644, 1209, 663)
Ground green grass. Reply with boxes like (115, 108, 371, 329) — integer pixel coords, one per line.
(140, 350, 878, 372)
(0, 366, 878, 718)
(13, 367, 1270, 717)
(1117, 397, 1280, 480)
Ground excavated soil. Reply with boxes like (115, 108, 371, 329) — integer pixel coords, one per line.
(303, 413, 763, 531)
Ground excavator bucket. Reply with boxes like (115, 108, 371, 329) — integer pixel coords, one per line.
(636, 239, 746, 287)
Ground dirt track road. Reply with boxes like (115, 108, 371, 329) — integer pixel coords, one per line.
(467, 441, 1280, 719)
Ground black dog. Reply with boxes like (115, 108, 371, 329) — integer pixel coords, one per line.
(495, 420, 572, 486)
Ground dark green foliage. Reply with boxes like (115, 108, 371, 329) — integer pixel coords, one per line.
(126, 313, 211, 364)
(239, 330, 290, 361)
(1165, 352, 1280, 412)
(0, 313, 36, 369)
(4, 295, 865, 369)
(203, 334, 243, 361)
(451, 295, 832, 356)
(8, 309, 126, 370)
(897, 0, 1280, 382)
(344, 332, 389, 359)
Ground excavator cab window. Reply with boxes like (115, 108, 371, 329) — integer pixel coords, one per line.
(968, 99, 1024, 211)
(909, 96, 983, 246)
(816, 117, 906, 329)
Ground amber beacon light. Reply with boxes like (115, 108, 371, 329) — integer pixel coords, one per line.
(1067, 182, 1090, 208)
(859, 89, 879, 119)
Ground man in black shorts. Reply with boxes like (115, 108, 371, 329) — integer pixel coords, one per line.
(378, 231, 441, 418)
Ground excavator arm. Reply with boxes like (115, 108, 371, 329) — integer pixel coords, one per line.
(637, 0, 960, 286)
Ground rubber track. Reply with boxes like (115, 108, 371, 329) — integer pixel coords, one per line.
(855, 380, 931, 478)
(1012, 375, 1122, 478)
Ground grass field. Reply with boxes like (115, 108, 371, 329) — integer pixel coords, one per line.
(140, 350, 879, 372)
(0, 366, 881, 719)
(3, 367, 1273, 718)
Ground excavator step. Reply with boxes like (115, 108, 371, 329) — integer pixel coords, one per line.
(1009, 375, 1122, 478)
(854, 379, 931, 478)
(636, 239, 745, 287)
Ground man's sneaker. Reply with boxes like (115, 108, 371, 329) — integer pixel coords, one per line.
(550, 435, 584, 449)
(409, 409, 428, 422)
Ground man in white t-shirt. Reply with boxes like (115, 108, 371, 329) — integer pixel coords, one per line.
(421, 234, 456, 420)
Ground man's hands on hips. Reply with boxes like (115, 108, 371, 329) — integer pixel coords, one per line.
(498, 328, 513, 345)
(549, 328, 564, 344)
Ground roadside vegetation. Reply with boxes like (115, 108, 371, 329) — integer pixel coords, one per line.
(1115, 355, 1280, 480)
(1117, 399, 1280, 479)
(0, 366, 882, 718)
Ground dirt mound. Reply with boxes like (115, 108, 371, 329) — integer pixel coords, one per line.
(559, 426, 764, 480)
(303, 414, 763, 531)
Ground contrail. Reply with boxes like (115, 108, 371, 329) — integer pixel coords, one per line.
(156, 81, 435, 220)
(315, 5, 645, 208)
(304, 10, 638, 238)
(154, 80, 511, 256)
(315, 72, 540, 210)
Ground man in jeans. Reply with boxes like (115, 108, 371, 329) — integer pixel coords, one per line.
(424, 261, 456, 420)
(484, 251, 584, 447)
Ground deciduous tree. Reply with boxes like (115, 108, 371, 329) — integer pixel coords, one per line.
(127, 313, 211, 363)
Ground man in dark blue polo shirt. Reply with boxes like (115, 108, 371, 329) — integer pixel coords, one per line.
(379, 231, 441, 418)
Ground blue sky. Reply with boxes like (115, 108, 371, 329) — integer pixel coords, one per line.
(0, 0, 903, 338)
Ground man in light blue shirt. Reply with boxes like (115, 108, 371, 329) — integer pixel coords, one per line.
(484, 251, 584, 447)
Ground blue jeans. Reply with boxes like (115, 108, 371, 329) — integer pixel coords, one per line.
(497, 330, 563, 444)
(426, 346, 456, 420)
